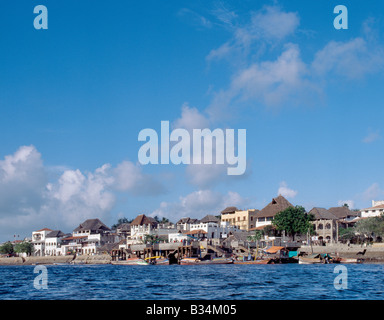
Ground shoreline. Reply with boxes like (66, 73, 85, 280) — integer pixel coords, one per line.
(2, 249, 384, 265)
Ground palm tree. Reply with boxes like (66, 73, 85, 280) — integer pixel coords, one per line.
(248, 230, 263, 258)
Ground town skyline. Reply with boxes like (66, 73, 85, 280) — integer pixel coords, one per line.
(1, 1, 384, 243)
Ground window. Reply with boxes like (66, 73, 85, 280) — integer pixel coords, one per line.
(250, 217, 253, 221)
(318, 224, 323, 230)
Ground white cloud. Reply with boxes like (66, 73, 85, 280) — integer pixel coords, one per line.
(0, 146, 166, 241)
(150, 189, 247, 222)
(361, 183, 384, 202)
(207, 5, 300, 62)
(207, 43, 316, 119)
(172, 103, 211, 131)
(362, 129, 380, 144)
(278, 181, 298, 199)
(312, 37, 384, 79)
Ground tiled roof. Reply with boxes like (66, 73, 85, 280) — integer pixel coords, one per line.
(130, 214, 158, 226)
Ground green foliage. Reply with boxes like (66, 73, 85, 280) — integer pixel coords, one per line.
(154, 216, 170, 224)
(14, 241, 33, 255)
(0, 241, 14, 254)
(354, 215, 384, 238)
(111, 217, 133, 230)
(247, 230, 263, 242)
(143, 234, 158, 244)
(272, 206, 314, 240)
(338, 227, 356, 240)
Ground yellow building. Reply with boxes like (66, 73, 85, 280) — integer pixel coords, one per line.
(220, 207, 259, 231)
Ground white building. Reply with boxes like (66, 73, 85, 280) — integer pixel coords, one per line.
(129, 214, 158, 241)
(189, 215, 239, 239)
(61, 218, 113, 255)
(361, 201, 384, 218)
(176, 217, 200, 231)
(44, 230, 67, 256)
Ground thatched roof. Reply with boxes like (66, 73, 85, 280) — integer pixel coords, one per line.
(200, 215, 220, 223)
(309, 208, 338, 220)
(73, 219, 111, 232)
(328, 206, 359, 219)
(221, 207, 238, 214)
(257, 195, 294, 218)
(176, 217, 200, 225)
(130, 214, 158, 227)
(46, 230, 66, 238)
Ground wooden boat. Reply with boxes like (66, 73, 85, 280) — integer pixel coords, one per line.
(298, 254, 322, 264)
(233, 259, 271, 265)
(111, 258, 149, 265)
(179, 257, 233, 265)
(145, 256, 169, 265)
(337, 257, 361, 264)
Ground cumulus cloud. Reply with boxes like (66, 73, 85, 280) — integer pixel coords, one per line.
(150, 189, 247, 222)
(311, 37, 384, 79)
(362, 129, 380, 144)
(278, 181, 298, 199)
(0, 146, 166, 241)
(361, 183, 384, 202)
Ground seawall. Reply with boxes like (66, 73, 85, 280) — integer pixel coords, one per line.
(0, 254, 111, 266)
(300, 243, 384, 262)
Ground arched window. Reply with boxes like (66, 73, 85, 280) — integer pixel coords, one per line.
(318, 224, 323, 230)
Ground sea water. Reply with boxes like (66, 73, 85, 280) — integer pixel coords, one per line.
(0, 264, 383, 300)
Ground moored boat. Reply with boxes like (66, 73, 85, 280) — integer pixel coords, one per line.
(179, 257, 233, 265)
(233, 259, 271, 265)
(298, 254, 322, 264)
(111, 258, 149, 265)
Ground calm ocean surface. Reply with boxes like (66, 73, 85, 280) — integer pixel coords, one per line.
(0, 264, 383, 300)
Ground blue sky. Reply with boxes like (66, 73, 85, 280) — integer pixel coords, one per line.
(1, 0, 384, 241)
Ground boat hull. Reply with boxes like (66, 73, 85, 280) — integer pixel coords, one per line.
(180, 258, 233, 265)
(234, 259, 271, 265)
(111, 258, 149, 265)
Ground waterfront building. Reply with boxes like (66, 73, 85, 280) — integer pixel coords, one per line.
(129, 214, 158, 241)
(31, 228, 53, 256)
(168, 230, 190, 243)
(220, 207, 259, 231)
(308, 207, 339, 243)
(255, 195, 294, 228)
(328, 206, 360, 222)
(44, 230, 67, 256)
(116, 223, 131, 239)
(360, 200, 384, 218)
(189, 215, 239, 239)
(176, 217, 200, 231)
(61, 218, 114, 255)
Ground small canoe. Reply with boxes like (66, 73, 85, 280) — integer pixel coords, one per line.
(298, 257, 322, 264)
(338, 258, 360, 264)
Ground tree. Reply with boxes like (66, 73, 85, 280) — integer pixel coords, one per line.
(143, 234, 158, 244)
(272, 206, 314, 241)
(14, 241, 33, 256)
(0, 241, 14, 255)
(111, 217, 133, 230)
